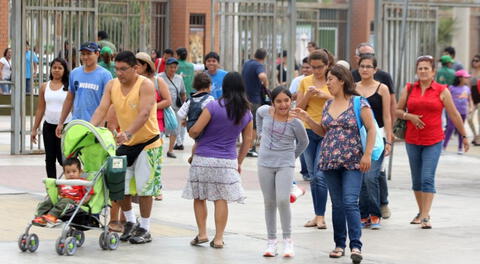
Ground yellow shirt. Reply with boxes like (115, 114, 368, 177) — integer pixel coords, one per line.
(297, 75, 330, 129)
(110, 76, 162, 149)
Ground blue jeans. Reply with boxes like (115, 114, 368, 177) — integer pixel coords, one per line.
(304, 129, 327, 216)
(379, 169, 389, 205)
(359, 152, 384, 218)
(0, 83, 10, 94)
(405, 142, 442, 193)
(324, 168, 363, 250)
(300, 153, 308, 179)
(26, 78, 32, 94)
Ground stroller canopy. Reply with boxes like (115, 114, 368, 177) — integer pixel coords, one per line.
(61, 120, 116, 172)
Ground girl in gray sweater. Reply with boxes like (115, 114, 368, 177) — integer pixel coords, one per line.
(256, 87, 309, 258)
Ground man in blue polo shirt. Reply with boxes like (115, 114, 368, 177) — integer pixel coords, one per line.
(55, 42, 112, 137)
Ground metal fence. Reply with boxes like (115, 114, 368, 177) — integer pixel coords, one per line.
(98, 0, 169, 53)
(376, 1, 438, 93)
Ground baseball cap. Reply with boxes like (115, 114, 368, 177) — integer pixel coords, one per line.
(80, 42, 100, 52)
(135, 52, 156, 72)
(100, 46, 112, 55)
(455, 69, 471, 78)
(166, 57, 179, 65)
(440, 55, 454, 64)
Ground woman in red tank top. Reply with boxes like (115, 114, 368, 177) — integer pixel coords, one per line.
(396, 56, 470, 229)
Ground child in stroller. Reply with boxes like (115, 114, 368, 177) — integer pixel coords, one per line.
(32, 158, 94, 226)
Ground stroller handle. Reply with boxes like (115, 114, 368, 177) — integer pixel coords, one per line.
(42, 178, 94, 187)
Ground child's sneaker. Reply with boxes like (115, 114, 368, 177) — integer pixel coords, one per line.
(43, 214, 59, 225)
(290, 184, 306, 203)
(31, 216, 47, 227)
(263, 239, 277, 257)
(370, 216, 381, 230)
(361, 217, 371, 228)
(283, 238, 295, 258)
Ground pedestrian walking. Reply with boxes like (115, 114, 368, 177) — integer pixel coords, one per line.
(0, 47, 12, 94)
(242, 48, 270, 158)
(204, 51, 228, 99)
(91, 51, 162, 244)
(97, 30, 117, 54)
(355, 54, 392, 230)
(154, 48, 174, 74)
(352, 42, 396, 219)
(443, 46, 464, 71)
(158, 57, 186, 158)
(182, 72, 253, 249)
(293, 64, 376, 263)
(31, 58, 71, 179)
(99, 46, 116, 77)
(443, 70, 474, 154)
(25, 41, 38, 94)
(468, 54, 480, 146)
(256, 87, 308, 258)
(296, 49, 333, 229)
(136, 51, 172, 201)
(396, 55, 470, 229)
(436, 55, 455, 86)
(55, 42, 113, 138)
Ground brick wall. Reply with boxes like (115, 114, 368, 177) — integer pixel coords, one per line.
(169, 0, 219, 58)
(0, 0, 9, 54)
(349, 0, 374, 66)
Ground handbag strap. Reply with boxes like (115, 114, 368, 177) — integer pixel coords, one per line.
(165, 74, 180, 97)
(353, 96, 363, 130)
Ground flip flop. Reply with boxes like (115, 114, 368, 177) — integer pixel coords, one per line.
(317, 223, 327, 229)
(304, 220, 317, 227)
(190, 236, 209, 246)
(209, 240, 224, 249)
(329, 248, 345, 258)
(351, 249, 363, 264)
(421, 218, 432, 229)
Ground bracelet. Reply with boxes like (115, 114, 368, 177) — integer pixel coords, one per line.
(402, 112, 408, 120)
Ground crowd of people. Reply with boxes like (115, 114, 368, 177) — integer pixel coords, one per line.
(24, 32, 478, 263)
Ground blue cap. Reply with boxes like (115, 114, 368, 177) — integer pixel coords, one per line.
(80, 42, 100, 52)
(166, 57, 179, 65)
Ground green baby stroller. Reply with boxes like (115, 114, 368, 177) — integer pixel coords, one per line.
(18, 120, 127, 256)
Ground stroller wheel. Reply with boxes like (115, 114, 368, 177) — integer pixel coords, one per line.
(107, 233, 120, 250)
(26, 234, 39, 252)
(55, 237, 66, 256)
(99, 232, 108, 250)
(73, 230, 85, 247)
(64, 237, 77, 256)
(18, 233, 28, 252)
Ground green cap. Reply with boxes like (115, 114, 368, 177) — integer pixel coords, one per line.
(100, 46, 112, 55)
(440, 55, 453, 64)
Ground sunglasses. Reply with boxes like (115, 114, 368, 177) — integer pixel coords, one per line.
(416, 55, 433, 61)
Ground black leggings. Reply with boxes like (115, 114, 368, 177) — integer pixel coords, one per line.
(42, 122, 63, 178)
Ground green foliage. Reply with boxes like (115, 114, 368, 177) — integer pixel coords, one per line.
(438, 17, 456, 46)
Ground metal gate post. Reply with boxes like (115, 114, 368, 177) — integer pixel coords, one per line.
(287, 0, 296, 85)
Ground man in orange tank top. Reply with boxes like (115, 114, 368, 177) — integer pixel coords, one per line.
(91, 51, 162, 244)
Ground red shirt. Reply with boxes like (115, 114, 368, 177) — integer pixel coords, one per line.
(59, 180, 94, 201)
(405, 81, 446, 145)
(155, 58, 166, 73)
(155, 90, 165, 132)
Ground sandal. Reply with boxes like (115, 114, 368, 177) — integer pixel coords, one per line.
(329, 248, 345, 258)
(108, 221, 124, 233)
(155, 194, 163, 201)
(351, 248, 363, 264)
(317, 222, 327, 229)
(421, 218, 432, 229)
(190, 235, 209, 246)
(209, 240, 224, 249)
(410, 213, 421, 224)
(304, 220, 317, 227)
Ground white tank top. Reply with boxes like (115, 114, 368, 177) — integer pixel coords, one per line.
(44, 81, 71, 124)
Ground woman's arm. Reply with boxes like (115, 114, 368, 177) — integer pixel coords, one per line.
(238, 121, 253, 173)
(395, 84, 425, 129)
(157, 78, 172, 109)
(256, 106, 267, 137)
(359, 106, 375, 172)
(291, 108, 326, 136)
(379, 84, 392, 155)
(189, 108, 211, 139)
(293, 121, 309, 158)
(441, 89, 470, 152)
(31, 83, 47, 144)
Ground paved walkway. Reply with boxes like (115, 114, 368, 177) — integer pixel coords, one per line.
(0, 117, 479, 263)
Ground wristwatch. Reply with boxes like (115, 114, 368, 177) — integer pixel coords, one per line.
(125, 131, 133, 140)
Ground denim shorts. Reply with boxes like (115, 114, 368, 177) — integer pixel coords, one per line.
(405, 142, 442, 193)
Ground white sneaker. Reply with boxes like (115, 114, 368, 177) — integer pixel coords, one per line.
(283, 238, 295, 257)
(263, 239, 277, 257)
